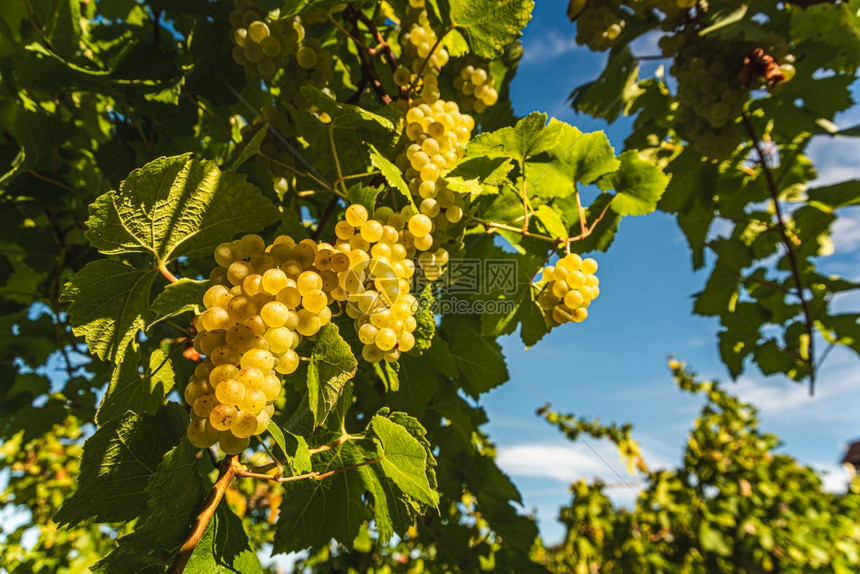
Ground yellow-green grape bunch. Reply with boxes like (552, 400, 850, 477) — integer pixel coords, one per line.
(281, 35, 334, 109)
(394, 0, 449, 100)
(395, 99, 473, 240)
(450, 57, 499, 113)
(228, 0, 292, 81)
(187, 233, 331, 454)
(334, 204, 437, 361)
(537, 254, 600, 328)
(573, 2, 625, 51)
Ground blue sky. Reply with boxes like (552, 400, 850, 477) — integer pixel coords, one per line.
(485, 0, 860, 543)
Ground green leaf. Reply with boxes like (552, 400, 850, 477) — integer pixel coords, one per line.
(371, 415, 438, 506)
(346, 183, 380, 213)
(534, 205, 568, 239)
(55, 404, 186, 527)
(185, 504, 262, 574)
(60, 260, 158, 364)
(442, 314, 508, 398)
(570, 47, 640, 124)
(444, 155, 514, 196)
(97, 347, 174, 424)
(230, 125, 268, 172)
(388, 352, 441, 418)
(468, 112, 560, 164)
(808, 179, 860, 211)
(374, 360, 400, 392)
(307, 324, 358, 428)
(449, 0, 535, 58)
(85, 153, 278, 264)
(148, 278, 208, 329)
(273, 443, 370, 553)
(92, 437, 207, 573)
(411, 282, 436, 354)
(599, 151, 669, 216)
(367, 144, 416, 209)
(699, 522, 733, 556)
(529, 123, 620, 200)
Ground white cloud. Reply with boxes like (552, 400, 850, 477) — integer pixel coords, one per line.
(730, 357, 860, 423)
(521, 30, 581, 64)
(497, 443, 615, 482)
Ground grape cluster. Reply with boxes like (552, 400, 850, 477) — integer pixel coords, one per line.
(395, 99, 473, 239)
(396, 0, 450, 93)
(228, 1, 297, 81)
(450, 57, 499, 113)
(188, 233, 340, 453)
(537, 254, 600, 328)
(573, 2, 626, 51)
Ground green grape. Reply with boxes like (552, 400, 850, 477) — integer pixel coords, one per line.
(241, 348, 275, 371)
(345, 204, 369, 226)
(187, 418, 219, 449)
(275, 349, 300, 375)
(302, 289, 329, 314)
(193, 393, 219, 418)
(237, 366, 264, 389)
(255, 410, 270, 435)
(296, 309, 322, 336)
(375, 328, 398, 351)
(215, 378, 246, 406)
(210, 404, 238, 431)
(259, 373, 282, 401)
(239, 388, 267, 414)
(218, 431, 250, 455)
(297, 270, 323, 295)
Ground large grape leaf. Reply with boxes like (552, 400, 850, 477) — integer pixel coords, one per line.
(60, 259, 158, 364)
(184, 504, 262, 574)
(96, 347, 175, 424)
(442, 314, 508, 398)
(570, 47, 640, 124)
(85, 153, 278, 264)
(448, 0, 534, 59)
(468, 112, 562, 164)
(91, 437, 208, 573)
(54, 404, 186, 527)
(599, 150, 669, 216)
(371, 415, 438, 506)
(529, 122, 621, 200)
(307, 324, 358, 428)
(273, 442, 371, 553)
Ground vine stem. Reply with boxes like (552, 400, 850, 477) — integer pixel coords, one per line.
(168, 455, 239, 574)
(344, 8, 393, 105)
(406, 28, 452, 95)
(158, 261, 179, 283)
(741, 113, 816, 392)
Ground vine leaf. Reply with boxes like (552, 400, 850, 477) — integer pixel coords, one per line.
(91, 437, 208, 572)
(307, 324, 358, 428)
(448, 0, 534, 58)
(599, 150, 669, 216)
(85, 153, 278, 264)
(148, 278, 209, 329)
(371, 415, 438, 506)
(185, 504, 262, 574)
(445, 155, 514, 196)
(54, 404, 186, 528)
(468, 112, 561, 164)
(367, 144, 416, 210)
(273, 443, 370, 553)
(530, 122, 621, 200)
(443, 314, 508, 398)
(96, 347, 175, 425)
(60, 260, 158, 364)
